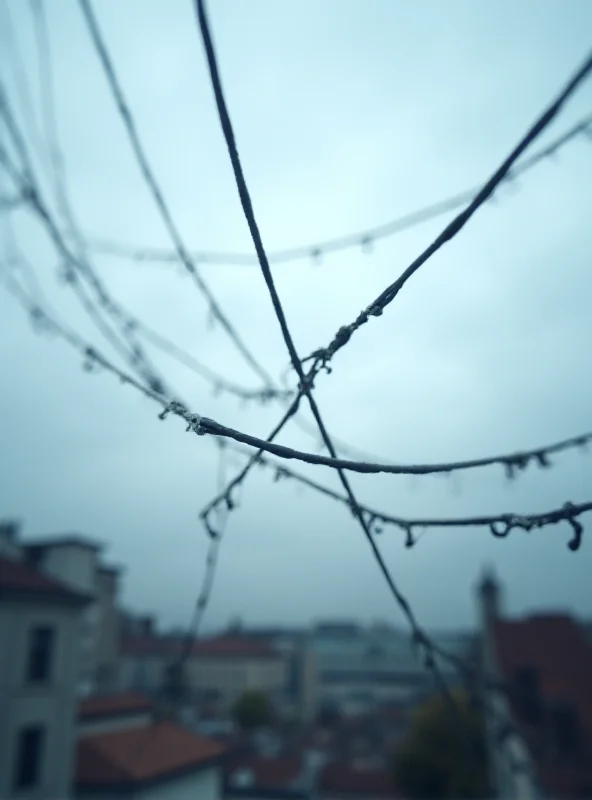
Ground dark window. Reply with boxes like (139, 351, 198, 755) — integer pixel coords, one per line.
(13, 726, 45, 790)
(552, 703, 582, 758)
(26, 626, 55, 683)
(513, 666, 544, 726)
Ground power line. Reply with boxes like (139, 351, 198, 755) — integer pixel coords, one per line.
(0, 101, 171, 398)
(304, 50, 592, 374)
(1, 33, 398, 457)
(208, 441, 590, 552)
(78, 0, 277, 392)
(85, 111, 592, 267)
(160, 405, 592, 480)
(203, 49, 592, 543)
(1, 8, 298, 408)
(194, 0, 474, 716)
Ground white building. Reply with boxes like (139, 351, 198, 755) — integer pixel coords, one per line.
(119, 633, 287, 714)
(0, 542, 90, 799)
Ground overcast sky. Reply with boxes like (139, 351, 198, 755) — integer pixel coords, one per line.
(1, 0, 591, 635)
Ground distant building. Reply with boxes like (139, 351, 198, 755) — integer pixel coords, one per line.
(119, 634, 287, 714)
(0, 549, 89, 799)
(311, 619, 473, 715)
(245, 626, 319, 722)
(478, 568, 592, 798)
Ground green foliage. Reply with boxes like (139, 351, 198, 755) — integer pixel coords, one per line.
(392, 690, 490, 799)
(232, 690, 273, 730)
(160, 660, 190, 704)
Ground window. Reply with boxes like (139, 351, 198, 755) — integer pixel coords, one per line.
(13, 726, 45, 790)
(26, 626, 55, 683)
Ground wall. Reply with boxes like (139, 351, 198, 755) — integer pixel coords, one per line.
(76, 765, 221, 800)
(36, 544, 100, 694)
(138, 766, 220, 800)
(94, 569, 120, 691)
(0, 600, 82, 800)
(478, 582, 540, 800)
(187, 655, 286, 710)
(40, 545, 97, 594)
(118, 653, 168, 692)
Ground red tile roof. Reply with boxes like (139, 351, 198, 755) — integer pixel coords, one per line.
(78, 692, 152, 721)
(0, 556, 89, 604)
(192, 635, 279, 659)
(121, 634, 279, 659)
(76, 722, 226, 788)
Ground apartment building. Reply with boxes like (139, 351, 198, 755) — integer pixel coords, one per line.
(0, 546, 89, 799)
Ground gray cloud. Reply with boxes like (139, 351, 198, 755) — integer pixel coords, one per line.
(1, 0, 591, 635)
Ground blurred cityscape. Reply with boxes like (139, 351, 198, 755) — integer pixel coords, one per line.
(1, 519, 591, 799)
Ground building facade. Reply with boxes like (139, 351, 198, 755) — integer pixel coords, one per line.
(23, 534, 121, 695)
(119, 634, 288, 715)
(0, 551, 89, 799)
(477, 568, 592, 798)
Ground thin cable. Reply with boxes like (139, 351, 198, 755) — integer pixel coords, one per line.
(197, 54, 592, 535)
(195, 0, 452, 689)
(0, 125, 168, 397)
(1, 59, 397, 461)
(306, 50, 592, 372)
(187, 411, 592, 480)
(87, 112, 592, 267)
(113, 303, 293, 405)
(5, 2, 452, 467)
(78, 0, 277, 391)
(209, 441, 590, 552)
(2, 12, 284, 409)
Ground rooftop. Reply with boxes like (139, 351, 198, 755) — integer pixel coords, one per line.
(78, 691, 153, 721)
(122, 634, 279, 659)
(0, 555, 90, 606)
(192, 635, 280, 659)
(24, 534, 104, 552)
(76, 722, 225, 789)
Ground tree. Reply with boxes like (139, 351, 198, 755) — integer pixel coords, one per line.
(392, 690, 490, 799)
(160, 660, 190, 705)
(232, 690, 273, 730)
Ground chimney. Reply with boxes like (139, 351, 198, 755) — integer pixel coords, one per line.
(477, 566, 502, 631)
(141, 615, 154, 637)
(0, 520, 22, 559)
